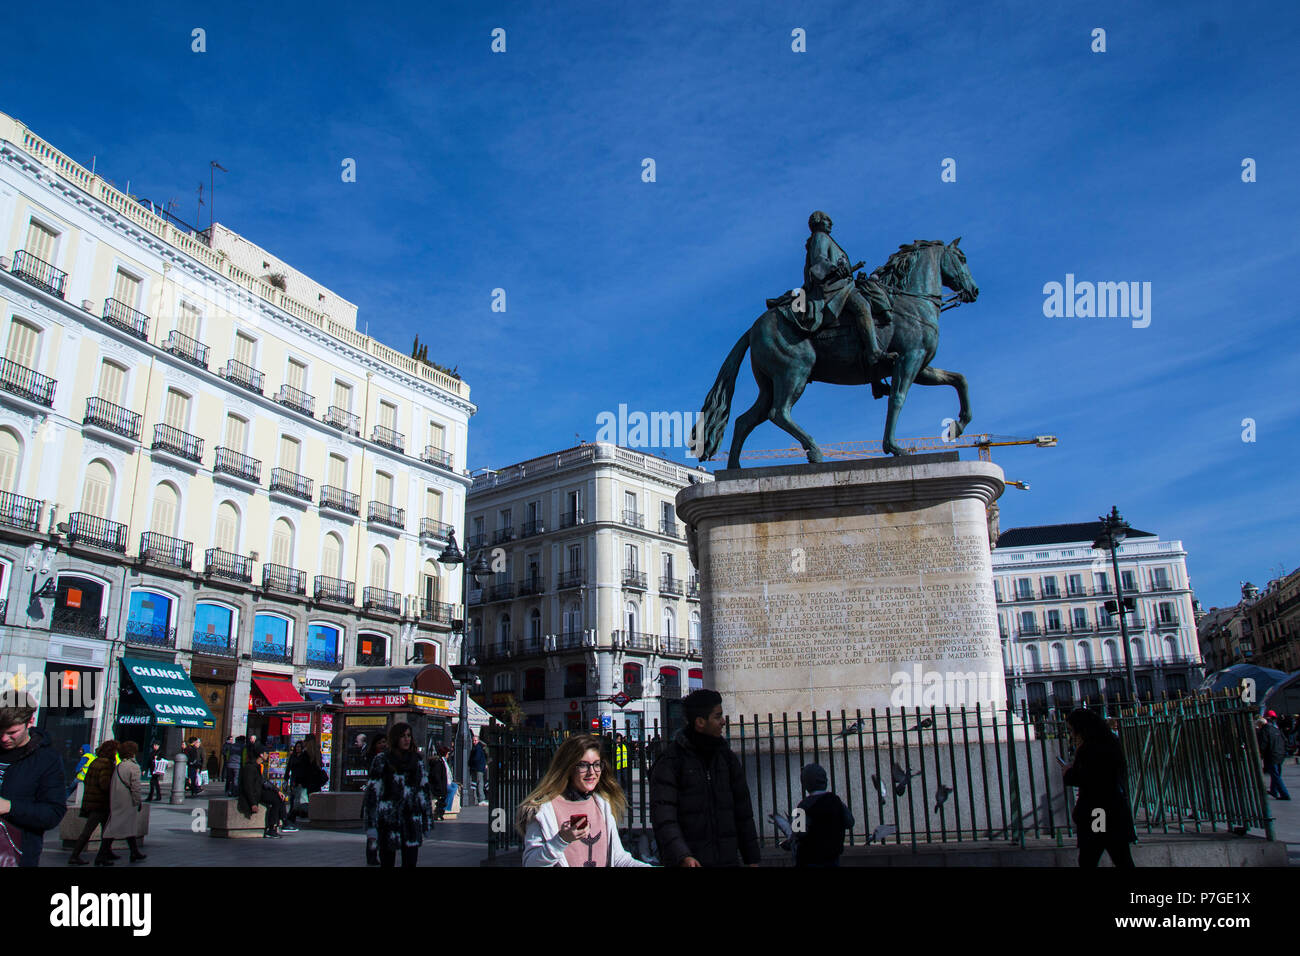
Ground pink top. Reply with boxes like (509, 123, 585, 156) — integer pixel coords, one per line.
(551, 795, 607, 867)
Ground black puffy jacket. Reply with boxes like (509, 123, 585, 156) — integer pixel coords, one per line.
(649, 729, 760, 866)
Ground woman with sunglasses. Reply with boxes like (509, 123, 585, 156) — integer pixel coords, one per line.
(517, 734, 649, 867)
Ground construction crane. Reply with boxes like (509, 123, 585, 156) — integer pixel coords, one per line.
(718, 433, 1057, 463)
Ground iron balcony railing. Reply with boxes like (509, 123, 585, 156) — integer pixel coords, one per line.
(486, 642, 513, 662)
(688, 639, 702, 657)
(152, 424, 203, 463)
(623, 682, 645, 699)
(84, 397, 142, 441)
(252, 641, 293, 664)
(659, 519, 680, 538)
(659, 577, 684, 596)
(367, 501, 405, 529)
(356, 650, 387, 667)
(521, 519, 545, 537)
(162, 330, 209, 369)
(519, 577, 545, 596)
(417, 599, 455, 625)
(68, 512, 128, 552)
(102, 298, 150, 341)
(320, 486, 359, 515)
(306, 646, 344, 668)
(558, 630, 586, 649)
(488, 582, 517, 602)
(214, 447, 262, 483)
(687, 577, 700, 599)
(421, 445, 453, 470)
(0, 357, 56, 406)
(622, 510, 645, 529)
(371, 425, 404, 453)
(192, 630, 236, 657)
(263, 563, 306, 595)
(419, 518, 453, 541)
(1155, 616, 1181, 629)
(11, 249, 67, 298)
(559, 510, 584, 528)
(314, 575, 355, 605)
(139, 532, 193, 569)
(51, 607, 108, 639)
(466, 533, 488, 549)
(618, 630, 656, 650)
(205, 548, 253, 583)
(0, 490, 43, 531)
(275, 384, 315, 417)
(324, 405, 360, 435)
(659, 637, 688, 655)
(557, 568, 584, 590)
(363, 587, 402, 615)
(622, 569, 647, 590)
(219, 359, 264, 394)
(493, 526, 515, 545)
(269, 467, 313, 501)
(125, 620, 177, 649)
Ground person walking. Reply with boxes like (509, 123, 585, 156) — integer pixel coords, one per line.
(793, 763, 854, 867)
(468, 734, 488, 805)
(184, 737, 202, 795)
(1259, 713, 1291, 800)
(145, 742, 164, 801)
(223, 735, 244, 797)
(649, 688, 760, 867)
(1061, 708, 1137, 868)
(518, 733, 650, 867)
(66, 740, 118, 866)
(285, 742, 307, 827)
(99, 741, 146, 864)
(428, 745, 450, 821)
(0, 692, 67, 867)
(362, 722, 433, 868)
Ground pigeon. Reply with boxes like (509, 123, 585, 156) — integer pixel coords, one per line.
(768, 811, 793, 839)
(836, 719, 865, 739)
(906, 717, 935, 733)
(891, 761, 920, 796)
(868, 823, 896, 844)
(870, 773, 889, 801)
(934, 783, 953, 812)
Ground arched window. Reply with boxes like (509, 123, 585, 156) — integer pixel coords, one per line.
(1051, 643, 1067, 669)
(127, 589, 174, 647)
(81, 460, 114, 517)
(689, 611, 700, 643)
(5, 318, 41, 369)
(422, 559, 440, 607)
(688, 668, 703, 692)
(1077, 642, 1093, 668)
(357, 632, 387, 666)
(1163, 635, 1179, 660)
(1024, 645, 1041, 670)
(253, 613, 293, 663)
(498, 613, 512, 645)
(1130, 639, 1146, 665)
(0, 429, 23, 493)
(321, 532, 343, 578)
(525, 668, 546, 701)
(151, 482, 179, 536)
(271, 518, 294, 567)
(193, 603, 236, 655)
(1102, 639, 1119, 666)
(623, 662, 642, 691)
(528, 608, 542, 648)
(215, 501, 240, 553)
(625, 601, 639, 636)
(661, 607, 676, 639)
(494, 672, 514, 693)
(659, 666, 681, 698)
(369, 546, 389, 590)
(307, 623, 341, 668)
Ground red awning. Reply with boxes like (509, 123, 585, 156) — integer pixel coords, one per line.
(251, 677, 304, 708)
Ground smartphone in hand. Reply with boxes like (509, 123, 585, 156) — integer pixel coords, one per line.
(569, 813, 587, 829)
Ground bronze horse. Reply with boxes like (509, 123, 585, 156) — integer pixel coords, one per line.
(692, 239, 980, 466)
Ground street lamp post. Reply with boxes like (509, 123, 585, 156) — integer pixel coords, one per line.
(439, 529, 490, 798)
(1093, 506, 1138, 704)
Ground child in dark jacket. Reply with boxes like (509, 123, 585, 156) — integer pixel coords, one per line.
(794, 764, 854, 867)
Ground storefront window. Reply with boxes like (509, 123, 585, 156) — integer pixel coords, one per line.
(307, 624, 341, 668)
(127, 590, 173, 646)
(194, 603, 235, 655)
(253, 614, 292, 664)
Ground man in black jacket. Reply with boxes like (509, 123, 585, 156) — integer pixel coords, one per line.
(1260, 713, 1291, 800)
(650, 688, 760, 867)
(0, 693, 67, 866)
(793, 763, 854, 867)
(238, 746, 286, 837)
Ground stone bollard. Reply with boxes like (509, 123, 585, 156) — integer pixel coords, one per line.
(170, 752, 188, 805)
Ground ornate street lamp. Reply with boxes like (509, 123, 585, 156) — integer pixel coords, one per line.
(1092, 506, 1138, 704)
(439, 529, 491, 797)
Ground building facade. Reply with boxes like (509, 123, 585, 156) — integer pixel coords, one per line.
(992, 521, 1203, 713)
(0, 111, 473, 780)
(1246, 569, 1300, 673)
(466, 443, 711, 734)
(1197, 583, 1260, 672)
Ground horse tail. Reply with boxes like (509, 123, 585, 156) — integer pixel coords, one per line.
(691, 330, 751, 460)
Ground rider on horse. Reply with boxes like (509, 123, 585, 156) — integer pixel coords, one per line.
(804, 211, 892, 398)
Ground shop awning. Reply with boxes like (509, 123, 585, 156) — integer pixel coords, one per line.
(121, 657, 215, 729)
(328, 664, 457, 701)
(252, 677, 304, 707)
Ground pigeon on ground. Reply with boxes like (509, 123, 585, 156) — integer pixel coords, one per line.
(868, 823, 896, 844)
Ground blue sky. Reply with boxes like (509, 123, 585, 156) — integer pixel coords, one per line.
(3, 0, 1297, 609)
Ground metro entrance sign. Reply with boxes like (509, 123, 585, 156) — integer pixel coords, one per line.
(610, 691, 631, 708)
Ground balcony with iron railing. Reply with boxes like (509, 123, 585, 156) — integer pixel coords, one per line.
(252, 641, 293, 664)
(125, 619, 177, 649)
(275, 384, 315, 417)
(558, 630, 586, 649)
(492, 526, 515, 545)
(68, 513, 128, 552)
(688, 639, 703, 658)
(616, 630, 655, 650)
(421, 445, 453, 471)
(51, 607, 107, 639)
(205, 548, 252, 583)
(622, 510, 645, 529)
(659, 636, 689, 655)
(622, 682, 645, 699)
(0, 490, 43, 531)
(219, 359, 264, 394)
(367, 501, 405, 530)
(486, 642, 513, 662)
(306, 646, 344, 669)
(371, 425, 404, 453)
(659, 577, 684, 597)
(622, 569, 647, 590)
(559, 509, 584, 528)
(687, 576, 700, 599)
(324, 406, 361, 436)
(363, 587, 402, 616)
(356, 648, 387, 667)
(557, 568, 584, 590)
(162, 330, 209, 369)
(83, 397, 142, 441)
(320, 485, 360, 516)
(519, 576, 545, 596)
(1155, 616, 1181, 629)
(139, 532, 193, 570)
(521, 519, 545, 538)
(263, 563, 306, 596)
(11, 249, 67, 298)
(191, 630, 236, 657)
(314, 575, 355, 606)
(0, 357, 56, 407)
(419, 518, 453, 542)
(269, 467, 313, 502)
(466, 533, 488, 549)
(152, 423, 203, 463)
(417, 599, 455, 626)
(659, 519, 680, 538)
(102, 298, 150, 341)
(214, 446, 262, 484)
(488, 581, 517, 602)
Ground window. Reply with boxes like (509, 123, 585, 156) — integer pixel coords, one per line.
(689, 611, 700, 642)
(128, 590, 172, 641)
(425, 488, 442, 520)
(321, 532, 343, 578)
(1015, 578, 1032, 599)
(421, 560, 440, 606)
(0, 430, 22, 492)
(497, 614, 511, 644)
(428, 421, 446, 451)
(379, 401, 397, 432)
(525, 668, 546, 701)
(162, 389, 190, 430)
(332, 380, 352, 411)
(1046, 609, 1062, 631)
(688, 668, 703, 692)
(625, 544, 638, 572)
(369, 546, 389, 590)
(150, 483, 179, 535)
(622, 663, 642, 689)
(98, 361, 127, 405)
(1121, 570, 1138, 593)
(1077, 643, 1093, 667)
(1072, 608, 1088, 630)
(1102, 640, 1118, 666)
(112, 269, 141, 309)
(1158, 602, 1175, 623)
(24, 220, 58, 264)
(375, 472, 394, 506)
(624, 491, 636, 515)
(563, 603, 582, 636)
(5, 319, 40, 369)
(279, 436, 301, 471)
(528, 608, 542, 646)
(271, 518, 294, 567)
(1041, 576, 1058, 598)
(254, 614, 291, 655)
(1067, 573, 1084, 595)
(1094, 572, 1109, 593)
(357, 633, 387, 665)
(307, 624, 340, 661)
(328, 454, 347, 489)
(1052, 644, 1067, 668)
(1019, 611, 1036, 633)
(80, 460, 114, 517)
(662, 501, 675, 526)
(494, 672, 514, 694)
(194, 603, 235, 649)
(499, 508, 512, 531)
(566, 490, 581, 518)
(1024, 645, 1041, 670)
(215, 502, 240, 553)
(233, 332, 257, 367)
(1153, 567, 1171, 589)
(662, 607, 675, 638)
(625, 601, 639, 634)
(177, 301, 201, 340)
(1130, 639, 1146, 665)
(285, 359, 307, 392)
(223, 414, 248, 452)
(567, 544, 581, 571)
(660, 666, 681, 698)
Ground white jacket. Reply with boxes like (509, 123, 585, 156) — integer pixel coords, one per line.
(522, 794, 650, 867)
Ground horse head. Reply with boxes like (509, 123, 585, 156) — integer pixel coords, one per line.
(941, 237, 979, 303)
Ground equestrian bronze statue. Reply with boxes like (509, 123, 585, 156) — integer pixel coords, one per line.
(691, 214, 980, 467)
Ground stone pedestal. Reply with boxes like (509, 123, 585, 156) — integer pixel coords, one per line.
(676, 453, 1005, 719)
